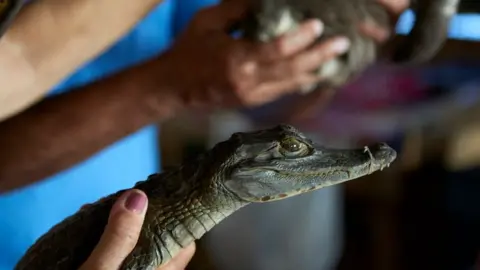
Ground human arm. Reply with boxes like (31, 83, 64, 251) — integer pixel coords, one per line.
(80, 189, 195, 270)
(0, 0, 165, 121)
(0, 59, 178, 192)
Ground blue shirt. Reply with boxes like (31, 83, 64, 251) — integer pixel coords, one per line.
(0, 1, 217, 269)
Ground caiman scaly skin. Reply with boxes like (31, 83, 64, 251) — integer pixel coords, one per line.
(15, 124, 397, 270)
(240, 0, 471, 92)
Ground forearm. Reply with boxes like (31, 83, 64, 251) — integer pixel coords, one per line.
(0, 58, 182, 193)
(0, 0, 163, 121)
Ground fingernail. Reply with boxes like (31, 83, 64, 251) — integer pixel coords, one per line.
(124, 190, 147, 213)
(331, 37, 351, 53)
(309, 19, 324, 37)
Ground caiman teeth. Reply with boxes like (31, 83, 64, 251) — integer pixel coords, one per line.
(364, 146, 374, 174)
(379, 162, 392, 171)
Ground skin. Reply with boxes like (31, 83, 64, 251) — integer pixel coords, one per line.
(283, 0, 412, 123)
(0, 0, 167, 121)
(79, 189, 194, 270)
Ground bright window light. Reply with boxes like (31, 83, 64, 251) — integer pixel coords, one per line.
(396, 10, 480, 41)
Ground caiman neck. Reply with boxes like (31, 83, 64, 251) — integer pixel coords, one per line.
(139, 172, 249, 249)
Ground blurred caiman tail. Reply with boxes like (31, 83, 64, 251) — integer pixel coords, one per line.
(393, 0, 480, 64)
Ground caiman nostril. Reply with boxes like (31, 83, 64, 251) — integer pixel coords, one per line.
(369, 143, 397, 163)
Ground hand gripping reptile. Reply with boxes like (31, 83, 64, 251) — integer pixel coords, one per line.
(239, 0, 468, 92)
(15, 124, 397, 270)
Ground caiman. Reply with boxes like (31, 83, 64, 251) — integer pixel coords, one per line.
(239, 0, 478, 92)
(15, 124, 397, 270)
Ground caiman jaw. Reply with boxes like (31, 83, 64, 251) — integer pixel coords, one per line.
(361, 143, 396, 174)
(225, 139, 397, 203)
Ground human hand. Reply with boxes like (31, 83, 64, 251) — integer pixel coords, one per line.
(155, 0, 351, 110)
(274, 0, 411, 123)
(79, 189, 195, 270)
(358, 0, 410, 44)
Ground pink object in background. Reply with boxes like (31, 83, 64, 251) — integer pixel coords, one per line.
(333, 64, 429, 112)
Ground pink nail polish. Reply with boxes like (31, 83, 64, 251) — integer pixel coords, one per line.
(125, 191, 147, 213)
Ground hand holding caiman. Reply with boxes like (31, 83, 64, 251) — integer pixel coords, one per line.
(16, 124, 396, 270)
(240, 0, 466, 91)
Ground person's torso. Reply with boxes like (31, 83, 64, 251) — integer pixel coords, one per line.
(0, 2, 176, 269)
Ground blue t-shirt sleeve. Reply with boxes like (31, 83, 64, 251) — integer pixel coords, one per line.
(172, 0, 220, 37)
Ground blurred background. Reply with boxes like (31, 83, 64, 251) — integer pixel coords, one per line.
(159, 7, 480, 270)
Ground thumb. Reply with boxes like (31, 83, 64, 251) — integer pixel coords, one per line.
(80, 189, 148, 270)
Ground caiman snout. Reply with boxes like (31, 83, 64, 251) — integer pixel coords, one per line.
(364, 143, 397, 172)
(370, 143, 397, 163)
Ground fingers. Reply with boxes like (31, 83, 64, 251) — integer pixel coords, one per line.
(377, 0, 410, 16)
(358, 0, 410, 44)
(223, 19, 351, 104)
(79, 189, 148, 270)
(257, 36, 351, 82)
(158, 243, 196, 270)
(238, 19, 350, 83)
(358, 21, 391, 43)
(252, 19, 324, 62)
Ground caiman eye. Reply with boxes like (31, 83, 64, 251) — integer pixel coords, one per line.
(279, 137, 309, 157)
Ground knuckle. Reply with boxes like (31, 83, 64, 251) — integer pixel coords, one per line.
(227, 63, 256, 90)
(237, 60, 257, 77)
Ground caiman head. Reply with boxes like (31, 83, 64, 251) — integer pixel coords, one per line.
(210, 124, 396, 203)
